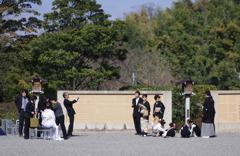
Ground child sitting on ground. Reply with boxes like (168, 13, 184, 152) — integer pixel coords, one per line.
(162, 122, 176, 138)
(179, 123, 191, 138)
(187, 119, 201, 137)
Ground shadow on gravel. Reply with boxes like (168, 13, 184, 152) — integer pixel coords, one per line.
(70, 135, 89, 137)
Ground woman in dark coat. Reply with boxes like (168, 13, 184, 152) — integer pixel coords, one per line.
(153, 94, 165, 119)
(24, 96, 37, 139)
(201, 91, 215, 138)
(139, 94, 150, 137)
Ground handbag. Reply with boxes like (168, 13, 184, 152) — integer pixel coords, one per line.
(30, 118, 39, 127)
(155, 107, 161, 113)
(140, 106, 148, 117)
(142, 110, 148, 117)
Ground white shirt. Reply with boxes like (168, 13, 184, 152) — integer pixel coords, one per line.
(21, 97, 29, 109)
(136, 97, 139, 106)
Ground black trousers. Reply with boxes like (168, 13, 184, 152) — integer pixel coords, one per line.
(68, 115, 74, 135)
(19, 110, 25, 135)
(133, 115, 141, 134)
(24, 117, 30, 139)
(56, 115, 67, 138)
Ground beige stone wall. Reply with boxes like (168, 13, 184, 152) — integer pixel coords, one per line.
(57, 91, 172, 131)
(218, 94, 240, 123)
(211, 91, 240, 133)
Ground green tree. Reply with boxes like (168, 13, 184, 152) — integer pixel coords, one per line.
(21, 24, 127, 91)
(43, 0, 110, 32)
(0, 0, 42, 102)
(20, 0, 128, 91)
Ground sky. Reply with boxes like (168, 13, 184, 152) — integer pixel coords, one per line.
(33, 0, 178, 20)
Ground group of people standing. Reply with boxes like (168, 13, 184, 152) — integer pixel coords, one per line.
(132, 90, 216, 138)
(14, 89, 215, 139)
(132, 91, 167, 137)
(15, 90, 79, 140)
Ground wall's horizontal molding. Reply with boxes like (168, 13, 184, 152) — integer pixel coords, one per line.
(58, 90, 170, 95)
(216, 123, 240, 133)
(211, 90, 240, 95)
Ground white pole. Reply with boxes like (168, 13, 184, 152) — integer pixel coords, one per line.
(185, 96, 190, 124)
(35, 95, 39, 110)
(35, 95, 39, 119)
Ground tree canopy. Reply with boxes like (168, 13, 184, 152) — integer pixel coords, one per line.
(124, 0, 240, 89)
(1, 0, 240, 102)
(0, 0, 42, 101)
(19, 0, 128, 95)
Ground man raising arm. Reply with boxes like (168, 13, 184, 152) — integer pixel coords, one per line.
(63, 92, 79, 136)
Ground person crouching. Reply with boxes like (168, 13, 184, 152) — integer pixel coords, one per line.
(187, 119, 201, 137)
(152, 117, 166, 137)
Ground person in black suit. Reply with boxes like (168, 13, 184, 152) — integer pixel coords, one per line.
(14, 89, 30, 138)
(36, 95, 47, 137)
(63, 92, 79, 136)
(132, 91, 143, 135)
(153, 94, 165, 119)
(24, 96, 37, 139)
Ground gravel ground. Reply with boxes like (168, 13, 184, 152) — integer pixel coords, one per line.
(0, 132, 240, 156)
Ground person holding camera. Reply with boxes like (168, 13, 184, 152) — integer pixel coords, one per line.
(63, 92, 79, 137)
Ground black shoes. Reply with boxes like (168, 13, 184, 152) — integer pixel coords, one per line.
(64, 137, 69, 140)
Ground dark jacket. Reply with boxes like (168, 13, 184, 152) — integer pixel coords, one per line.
(64, 99, 77, 116)
(140, 101, 151, 119)
(37, 100, 46, 125)
(202, 97, 215, 123)
(37, 100, 45, 113)
(192, 124, 201, 137)
(14, 95, 30, 113)
(153, 101, 165, 119)
(52, 102, 64, 117)
(166, 127, 176, 137)
(24, 101, 35, 118)
(132, 97, 143, 117)
(180, 124, 191, 138)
